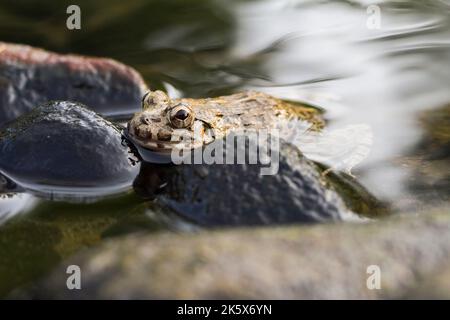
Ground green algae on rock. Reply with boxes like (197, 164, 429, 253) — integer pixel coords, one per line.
(0, 191, 164, 297)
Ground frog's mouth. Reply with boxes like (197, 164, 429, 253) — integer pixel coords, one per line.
(131, 137, 180, 153)
(126, 119, 216, 154)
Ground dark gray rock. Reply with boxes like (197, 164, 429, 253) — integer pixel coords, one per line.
(0, 101, 139, 198)
(132, 140, 358, 226)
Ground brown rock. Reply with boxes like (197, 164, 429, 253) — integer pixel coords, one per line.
(0, 42, 148, 127)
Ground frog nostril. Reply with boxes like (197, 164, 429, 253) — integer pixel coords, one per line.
(141, 116, 151, 124)
(141, 116, 161, 124)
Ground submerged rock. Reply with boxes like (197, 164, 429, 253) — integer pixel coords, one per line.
(0, 101, 139, 198)
(0, 42, 147, 127)
(20, 208, 450, 299)
(0, 192, 155, 297)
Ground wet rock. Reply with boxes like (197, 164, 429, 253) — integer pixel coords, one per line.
(401, 103, 450, 210)
(0, 42, 148, 127)
(132, 140, 364, 227)
(0, 101, 139, 198)
(21, 208, 450, 299)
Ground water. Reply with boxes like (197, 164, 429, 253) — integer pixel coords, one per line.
(0, 0, 449, 296)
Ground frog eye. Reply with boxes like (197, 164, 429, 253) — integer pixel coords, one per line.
(168, 103, 194, 128)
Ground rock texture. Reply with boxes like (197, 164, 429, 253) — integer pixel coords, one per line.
(133, 141, 362, 227)
(0, 42, 147, 127)
(21, 208, 450, 299)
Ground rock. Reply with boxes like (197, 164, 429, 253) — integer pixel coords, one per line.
(0, 101, 139, 198)
(401, 265, 450, 299)
(0, 42, 148, 127)
(132, 140, 369, 227)
(407, 103, 450, 208)
(20, 207, 450, 299)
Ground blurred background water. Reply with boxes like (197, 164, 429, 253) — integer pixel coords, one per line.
(0, 0, 449, 295)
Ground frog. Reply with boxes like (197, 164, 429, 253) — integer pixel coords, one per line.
(127, 90, 324, 153)
(126, 90, 385, 226)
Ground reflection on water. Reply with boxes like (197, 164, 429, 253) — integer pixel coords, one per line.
(230, 0, 450, 210)
(0, 191, 175, 296)
(0, 194, 37, 224)
(0, 0, 449, 295)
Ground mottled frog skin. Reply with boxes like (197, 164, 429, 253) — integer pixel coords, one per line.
(127, 90, 324, 152)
